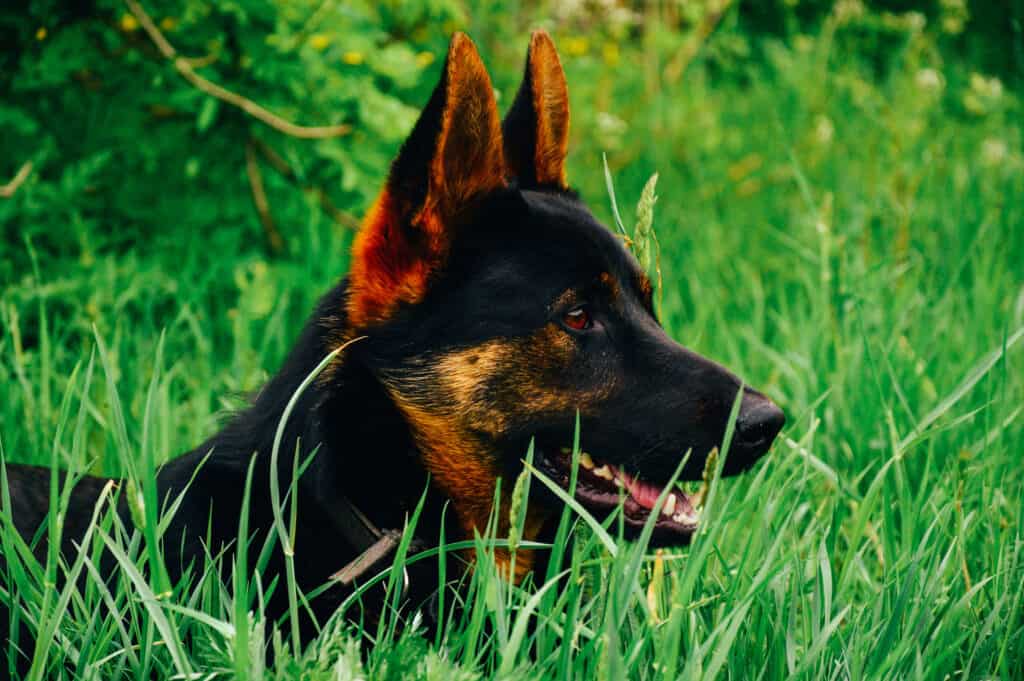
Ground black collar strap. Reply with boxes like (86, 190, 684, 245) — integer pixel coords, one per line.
(325, 494, 425, 591)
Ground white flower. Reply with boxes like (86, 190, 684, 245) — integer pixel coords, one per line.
(595, 111, 628, 149)
(905, 12, 927, 32)
(915, 68, 944, 92)
(981, 138, 1008, 167)
(814, 115, 835, 145)
(970, 72, 1003, 100)
(834, 0, 866, 24)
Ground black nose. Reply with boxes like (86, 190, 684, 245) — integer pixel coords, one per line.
(735, 396, 785, 451)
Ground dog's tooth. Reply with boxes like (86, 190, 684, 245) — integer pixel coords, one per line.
(579, 452, 595, 469)
(663, 494, 677, 517)
(673, 511, 697, 525)
(593, 465, 613, 480)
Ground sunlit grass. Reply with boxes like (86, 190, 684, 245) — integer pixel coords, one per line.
(2, 20, 1023, 680)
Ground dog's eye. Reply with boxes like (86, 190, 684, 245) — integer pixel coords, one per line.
(562, 305, 592, 331)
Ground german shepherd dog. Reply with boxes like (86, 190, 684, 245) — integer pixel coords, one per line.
(1, 31, 783, 664)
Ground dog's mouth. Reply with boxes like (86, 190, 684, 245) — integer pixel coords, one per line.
(536, 447, 700, 543)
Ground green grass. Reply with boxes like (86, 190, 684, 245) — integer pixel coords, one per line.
(2, 16, 1024, 681)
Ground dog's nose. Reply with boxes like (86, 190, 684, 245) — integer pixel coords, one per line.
(735, 396, 785, 450)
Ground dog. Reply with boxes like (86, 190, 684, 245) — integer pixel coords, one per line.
(1, 31, 783, 665)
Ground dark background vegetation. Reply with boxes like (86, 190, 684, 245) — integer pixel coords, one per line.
(2, 0, 1020, 281)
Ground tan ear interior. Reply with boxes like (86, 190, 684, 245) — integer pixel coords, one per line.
(527, 31, 571, 188)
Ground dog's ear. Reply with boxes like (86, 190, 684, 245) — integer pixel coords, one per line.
(347, 33, 506, 328)
(502, 30, 570, 189)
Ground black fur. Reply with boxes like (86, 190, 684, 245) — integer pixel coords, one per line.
(1, 185, 784, 669)
(1, 33, 785, 672)
(1, 284, 450, 662)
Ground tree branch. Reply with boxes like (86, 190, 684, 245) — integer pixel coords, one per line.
(125, 0, 351, 139)
(0, 161, 34, 198)
(245, 140, 284, 253)
(250, 137, 362, 230)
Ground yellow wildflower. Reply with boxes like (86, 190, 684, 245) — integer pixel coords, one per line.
(120, 13, 139, 32)
(735, 178, 762, 198)
(309, 33, 330, 51)
(342, 51, 364, 65)
(727, 153, 763, 182)
(601, 42, 620, 66)
(35, 26, 47, 40)
(942, 16, 964, 34)
(159, 16, 177, 31)
(565, 36, 589, 57)
(416, 51, 435, 68)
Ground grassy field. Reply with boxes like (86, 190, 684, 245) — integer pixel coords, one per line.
(2, 6, 1023, 680)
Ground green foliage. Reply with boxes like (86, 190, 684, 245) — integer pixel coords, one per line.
(1, 0, 464, 280)
(2, 1, 1024, 679)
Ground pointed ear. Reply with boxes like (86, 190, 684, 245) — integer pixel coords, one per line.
(347, 33, 506, 329)
(502, 30, 570, 189)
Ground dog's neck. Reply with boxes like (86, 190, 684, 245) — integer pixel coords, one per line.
(311, 354, 451, 541)
(174, 280, 452, 575)
(171, 279, 556, 594)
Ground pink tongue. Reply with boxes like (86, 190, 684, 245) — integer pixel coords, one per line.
(618, 467, 692, 513)
(615, 469, 661, 509)
(623, 474, 663, 510)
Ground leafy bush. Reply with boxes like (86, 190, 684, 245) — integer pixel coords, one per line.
(1, 0, 464, 279)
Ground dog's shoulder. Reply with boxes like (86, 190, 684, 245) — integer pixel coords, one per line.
(1, 462, 111, 558)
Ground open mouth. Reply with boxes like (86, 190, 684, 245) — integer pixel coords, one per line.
(537, 447, 700, 542)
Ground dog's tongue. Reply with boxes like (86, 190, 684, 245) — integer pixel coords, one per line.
(618, 467, 694, 515)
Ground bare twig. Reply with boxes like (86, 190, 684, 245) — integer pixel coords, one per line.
(314, 189, 363, 231)
(245, 140, 284, 253)
(0, 161, 34, 198)
(250, 137, 362, 230)
(125, 0, 351, 139)
(251, 138, 294, 177)
(182, 52, 219, 69)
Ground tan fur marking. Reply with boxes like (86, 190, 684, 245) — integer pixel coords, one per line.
(387, 392, 549, 578)
(379, 326, 616, 582)
(637, 273, 654, 305)
(598, 271, 619, 300)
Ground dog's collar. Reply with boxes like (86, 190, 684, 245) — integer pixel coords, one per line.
(325, 494, 425, 591)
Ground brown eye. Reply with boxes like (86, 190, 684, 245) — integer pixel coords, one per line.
(563, 306, 592, 331)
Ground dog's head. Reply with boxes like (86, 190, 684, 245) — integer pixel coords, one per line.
(342, 32, 783, 548)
